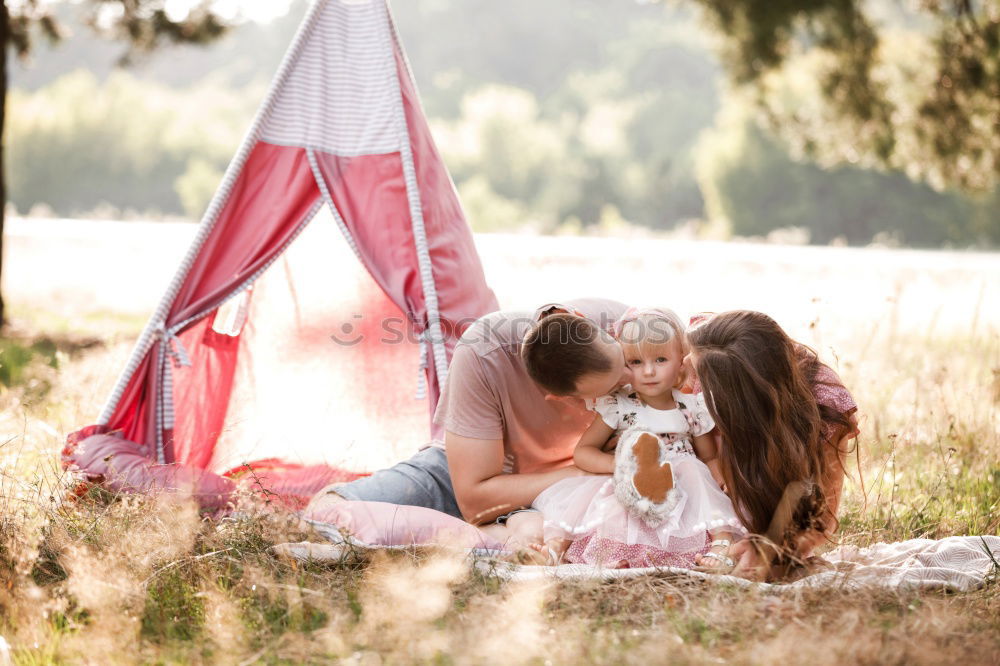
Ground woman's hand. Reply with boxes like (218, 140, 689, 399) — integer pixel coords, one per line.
(728, 538, 776, 581)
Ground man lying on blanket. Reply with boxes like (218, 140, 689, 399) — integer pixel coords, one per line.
(307, 298, 629, 543)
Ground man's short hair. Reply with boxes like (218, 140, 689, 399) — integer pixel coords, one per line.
(521, 313, 612, 395)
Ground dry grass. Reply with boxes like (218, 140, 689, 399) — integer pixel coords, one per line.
(1, 269, 999, 664)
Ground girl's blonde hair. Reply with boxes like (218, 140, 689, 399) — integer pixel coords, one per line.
(615, 308, 688, 389)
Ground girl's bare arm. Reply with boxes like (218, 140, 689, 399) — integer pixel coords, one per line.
(573, 414, 617, 474)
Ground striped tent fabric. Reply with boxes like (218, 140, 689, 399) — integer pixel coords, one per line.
(260, 2, 402, 156)
(63, 0, 498, 506)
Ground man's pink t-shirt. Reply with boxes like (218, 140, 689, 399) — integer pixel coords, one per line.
(432, 298, 628, 475)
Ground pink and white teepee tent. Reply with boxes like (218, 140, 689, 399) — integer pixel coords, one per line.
(64, 0, 498, 506)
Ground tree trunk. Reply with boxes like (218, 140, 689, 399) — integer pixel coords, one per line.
(0, 0, 7, 329)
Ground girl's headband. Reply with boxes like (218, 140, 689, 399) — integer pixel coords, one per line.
(610, 307, 680, 339)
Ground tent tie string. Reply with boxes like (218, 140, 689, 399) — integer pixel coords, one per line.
(415, 330, 428, 400)
(156, 324, 192, 368)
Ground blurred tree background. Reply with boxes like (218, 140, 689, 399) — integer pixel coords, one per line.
(7, 0, 999, 247)
(2, 0, 231, 326)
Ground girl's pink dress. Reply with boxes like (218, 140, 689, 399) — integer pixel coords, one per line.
(533, 389, 746, 568)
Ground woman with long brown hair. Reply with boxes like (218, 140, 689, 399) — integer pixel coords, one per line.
(685, 310, 859, 580)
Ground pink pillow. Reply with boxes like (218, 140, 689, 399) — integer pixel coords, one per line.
(66, 433, 235, 509)
(303, 500, 504, 550)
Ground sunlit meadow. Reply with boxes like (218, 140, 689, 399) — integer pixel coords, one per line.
(1, 218, 998, 664)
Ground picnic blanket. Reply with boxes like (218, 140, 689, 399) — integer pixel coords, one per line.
(481, 536, 1000, 592)
(281, 500, 1000, 592)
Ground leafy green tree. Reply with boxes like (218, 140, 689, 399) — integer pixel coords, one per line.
(8, 70, 252, 217)
(429, 11, 721, 233)
(683, 0, 999, 193)
(696, 101, 1000, 247)
(1, 0, 230, 327)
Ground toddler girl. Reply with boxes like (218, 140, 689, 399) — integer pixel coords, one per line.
(530, 308, 745, 568)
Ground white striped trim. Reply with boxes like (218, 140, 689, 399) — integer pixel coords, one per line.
(259, 0, 401, 156)
(306, 148, 365, 264)
(97, 0, 333, 426)
(414, 330, 428, 400)
(163, 360, 174, 430)
(384, 2, 450, 385)
(163, 199, 323, 341)
(154, 344, 167, 463)
(162, 357, 175, 431)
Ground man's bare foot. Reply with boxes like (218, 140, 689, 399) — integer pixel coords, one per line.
(632, 433, 673, 503)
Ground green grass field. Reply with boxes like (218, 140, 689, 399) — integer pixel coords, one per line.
(1, 226, 999, 664)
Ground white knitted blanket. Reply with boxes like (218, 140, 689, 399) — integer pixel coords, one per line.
(274, 535, 1000, 592)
